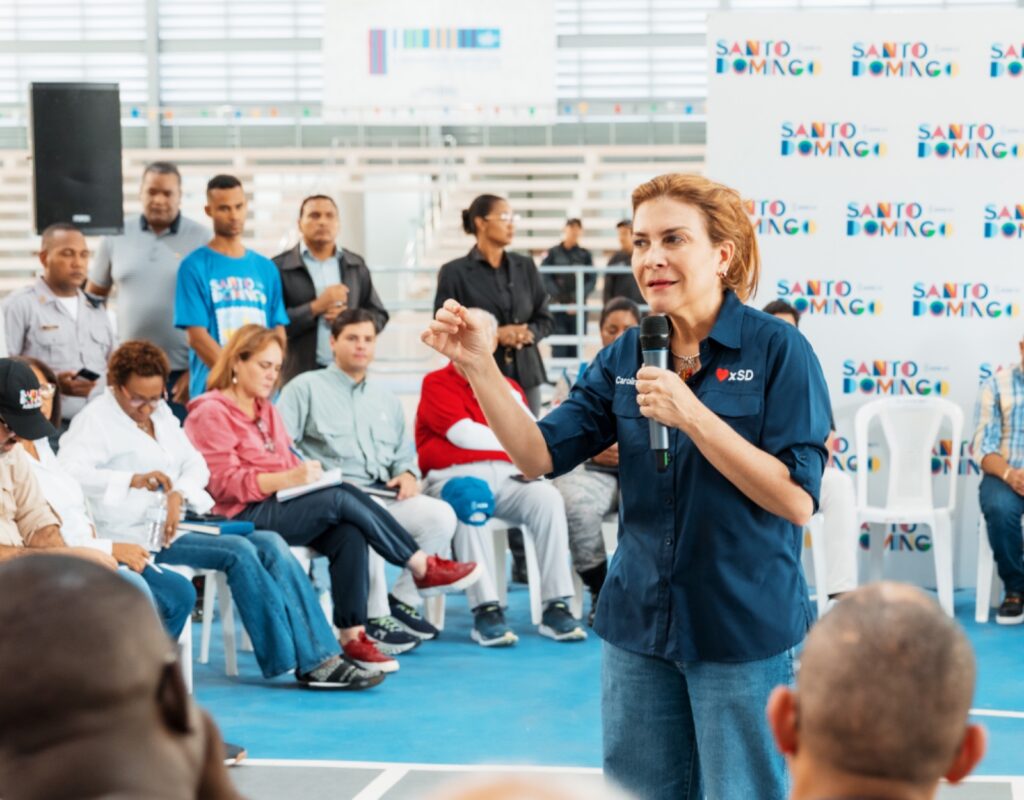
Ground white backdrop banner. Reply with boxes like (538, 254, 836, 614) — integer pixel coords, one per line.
(323, 0, 555, 125)
(707, 12, 1024, 588)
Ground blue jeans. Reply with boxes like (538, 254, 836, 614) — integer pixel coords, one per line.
(236, 484, 419, 629)
(156, 529, 340, 678)
(602, 641, 793, 800)
(117, 565, 195, 639)
(979, 474, 1024, 593)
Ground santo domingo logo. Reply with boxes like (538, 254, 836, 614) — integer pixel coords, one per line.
(828, 435, 881, 473)
(990, 43, 1024, 77)
(859, 524, 932, 553)
(715, 39, 819, 76)
(842, 360, 949, 396)
(846, 201, 951, 238)
(745, 199, 814, 236)
(776, 279, 882, 316)
(852, 41, 957, 78)
(984, 203, 1024, 238)
(918, 123, 1022, 159)
(979, 362, 1014, 383)
(931, 439, 980, 476)
(912, 282, 1017, 319)
(781, 121, 885, 158)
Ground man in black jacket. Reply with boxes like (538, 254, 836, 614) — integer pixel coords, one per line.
(541, 218, 594, 360)
(272, 195, 389, 384)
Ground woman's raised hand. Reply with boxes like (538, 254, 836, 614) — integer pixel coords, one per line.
(421, 300, 494, 370)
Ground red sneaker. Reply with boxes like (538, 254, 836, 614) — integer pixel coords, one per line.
(414, 555, 483, 597)
(342, 631, 399, 673)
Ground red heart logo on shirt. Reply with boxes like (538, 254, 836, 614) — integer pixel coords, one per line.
(716, 368, 730, 382)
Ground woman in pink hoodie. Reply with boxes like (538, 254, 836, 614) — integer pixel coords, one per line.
(184, 325, 481, 673)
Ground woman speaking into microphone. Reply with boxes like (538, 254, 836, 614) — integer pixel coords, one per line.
(423, 174, 831, 800)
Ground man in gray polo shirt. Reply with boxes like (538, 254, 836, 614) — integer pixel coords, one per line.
(87, 161, 208, 419)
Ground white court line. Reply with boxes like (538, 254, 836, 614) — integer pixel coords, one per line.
(969, 708, 1024, 720)
(351, 767, 409, 800)
(242, 758, 602, 774)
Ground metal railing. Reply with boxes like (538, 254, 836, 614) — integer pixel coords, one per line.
(370, 263, 639, 383)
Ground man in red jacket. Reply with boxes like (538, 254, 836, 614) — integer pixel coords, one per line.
(416, 310, 584, 647)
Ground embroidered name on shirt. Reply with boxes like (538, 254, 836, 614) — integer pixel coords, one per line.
(716, 368, 755, 382)
(615, 376, 637, 386)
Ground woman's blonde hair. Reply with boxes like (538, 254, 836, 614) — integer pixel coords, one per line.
(631, 173, 760, 302)
(206, 324, 287, 392)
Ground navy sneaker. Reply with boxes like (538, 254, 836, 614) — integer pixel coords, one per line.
(471, 602, 518, 647)
(388, 594, 439, 640)
(223, 742, 247, 767)
(539, 600, 587, 642)
(996, 591, 1024, 625)
(365, 616, 422, 654)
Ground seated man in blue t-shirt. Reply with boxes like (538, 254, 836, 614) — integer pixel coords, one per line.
(174, 174, 289, 401)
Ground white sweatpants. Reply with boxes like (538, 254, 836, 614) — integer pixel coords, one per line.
(423, 461, 576, 612)
(819, 466, 858, 595)
(366, 493, 458, 619)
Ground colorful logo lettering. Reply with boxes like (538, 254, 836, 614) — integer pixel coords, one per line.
(715, 39, 819, 77)
(983, 203, 1024, 238)
(859, 524, 932, 552)
(911, 282, 1016, 318)
(369, 28, 501, 75)
(917, 123, 1021, 159)
(781, 121, 885, 158)
(776, 279, 882, 317)
(841, 360, 948, 396)
(990, 43, 1024, 77)
(846, 201, 951, 238)
(851, 41, 956, 78)
(745, 199, 815, 236)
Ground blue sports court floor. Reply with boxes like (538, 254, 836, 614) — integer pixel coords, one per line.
(190, 585, 1024, 798)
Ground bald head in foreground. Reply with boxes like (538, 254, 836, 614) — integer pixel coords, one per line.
(0, 555, 239, 800)
(768, 582, 986, 800)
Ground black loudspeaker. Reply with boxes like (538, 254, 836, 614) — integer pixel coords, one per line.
(31, 82, 124, 235)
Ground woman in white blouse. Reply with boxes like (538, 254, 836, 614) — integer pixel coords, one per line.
(57, 341, 382, 689)
(15, 356, 195, 637)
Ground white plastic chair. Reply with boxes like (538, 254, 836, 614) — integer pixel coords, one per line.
(423, 516, 588, 629)
(178, 618, 193, 693)
(854, 397, 963, 617)
(804, 512, 829, 617)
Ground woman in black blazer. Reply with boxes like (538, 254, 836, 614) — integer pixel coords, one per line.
(433, 194, 553, 415)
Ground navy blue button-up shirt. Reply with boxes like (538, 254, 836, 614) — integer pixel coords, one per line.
(538, 290, 831, 663)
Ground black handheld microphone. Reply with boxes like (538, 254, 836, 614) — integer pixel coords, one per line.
(639, 314, 671, 472)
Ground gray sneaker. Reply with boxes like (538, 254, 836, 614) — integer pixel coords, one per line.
(366, 616, 422, 654)
(539, 600, 587, 642)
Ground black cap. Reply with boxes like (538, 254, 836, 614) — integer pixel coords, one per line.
(0, 359, 58, 441)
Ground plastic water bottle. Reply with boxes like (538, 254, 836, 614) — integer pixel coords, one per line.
(145, 490, 167, 552)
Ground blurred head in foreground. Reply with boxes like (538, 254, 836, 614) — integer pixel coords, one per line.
(767, 582, 985, 800)
(0, 555, 238, 800)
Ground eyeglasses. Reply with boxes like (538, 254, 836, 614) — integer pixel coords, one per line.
(254, 418, 276, 453)
(37, 383, 56, 399)
(485, 212, 520, 223)
(122, 386, 167, 409)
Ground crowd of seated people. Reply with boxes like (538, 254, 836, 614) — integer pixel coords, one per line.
(0, 166, 642, 682)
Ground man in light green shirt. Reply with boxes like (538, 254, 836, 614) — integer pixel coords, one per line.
(277, 309, 458, 643)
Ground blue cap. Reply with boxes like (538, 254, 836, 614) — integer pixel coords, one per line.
(440, 476, 495, 526)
